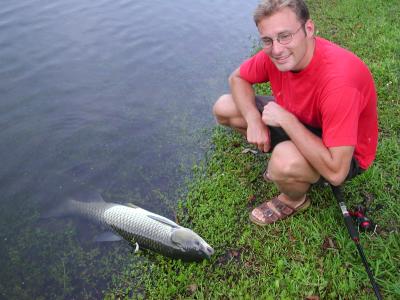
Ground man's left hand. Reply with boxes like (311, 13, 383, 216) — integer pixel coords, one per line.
(261, 101, 292, 127)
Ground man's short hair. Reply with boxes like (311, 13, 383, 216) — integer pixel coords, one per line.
(253, 0, 310, 26)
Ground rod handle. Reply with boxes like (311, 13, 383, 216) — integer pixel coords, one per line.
(331, 185, 359, 240)
(344, 214, 359, 241)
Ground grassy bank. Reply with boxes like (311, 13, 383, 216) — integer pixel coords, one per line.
(107, 0, 399, 298)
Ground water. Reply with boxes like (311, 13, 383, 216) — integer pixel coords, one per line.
(0, 0, 258, 298)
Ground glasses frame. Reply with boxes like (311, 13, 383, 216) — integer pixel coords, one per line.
(260, 24, 304, 49)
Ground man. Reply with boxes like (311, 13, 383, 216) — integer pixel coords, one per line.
(212, 0, 378, 225)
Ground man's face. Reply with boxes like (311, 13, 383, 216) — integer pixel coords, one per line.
(257, 7, 314, 72)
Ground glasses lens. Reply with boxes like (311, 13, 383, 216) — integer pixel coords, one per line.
(262, 39, 273, 48)
(278, 33, 292, 45)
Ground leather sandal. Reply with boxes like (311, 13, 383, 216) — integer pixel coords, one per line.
(249, 197, 310, 226)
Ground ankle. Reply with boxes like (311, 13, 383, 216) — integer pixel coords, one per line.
(278, 193, 306, 207)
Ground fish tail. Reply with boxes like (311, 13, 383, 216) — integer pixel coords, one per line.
(41, 199, 79, 219)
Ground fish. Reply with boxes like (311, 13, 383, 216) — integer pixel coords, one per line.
(44, 192, 214, 261)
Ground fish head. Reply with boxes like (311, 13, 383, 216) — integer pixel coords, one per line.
(170, 228, 214, 261)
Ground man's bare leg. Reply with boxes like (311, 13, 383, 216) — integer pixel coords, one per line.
(251, 141, 320, 221)
(213, 94, 247, 135)
(214, 94, 320, 222)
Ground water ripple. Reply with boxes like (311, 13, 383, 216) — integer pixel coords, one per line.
(0, 0, 258, 298)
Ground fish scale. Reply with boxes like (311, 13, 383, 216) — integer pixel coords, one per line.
(104, 206, 175, 249)
(68, 200, 115, 225)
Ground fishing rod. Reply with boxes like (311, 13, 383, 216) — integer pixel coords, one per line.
(330, 185, 383, 300)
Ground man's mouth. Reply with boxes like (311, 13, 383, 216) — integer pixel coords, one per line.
(273, 54, 291, 64)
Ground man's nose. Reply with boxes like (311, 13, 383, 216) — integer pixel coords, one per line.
(271, 41, 285, 56)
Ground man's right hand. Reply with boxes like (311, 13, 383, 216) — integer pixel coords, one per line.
(246, 120, 271, 153)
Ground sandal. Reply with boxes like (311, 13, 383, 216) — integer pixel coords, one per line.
(249, 197, 310, 226)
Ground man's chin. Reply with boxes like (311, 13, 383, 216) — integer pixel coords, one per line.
(271, 57, 293, 71)
(273, 62, 293, 72)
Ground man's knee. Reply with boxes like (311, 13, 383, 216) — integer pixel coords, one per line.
(212, 94, 233, 126)
(267, 141, 319, 183)
(268, 149, 299, 182)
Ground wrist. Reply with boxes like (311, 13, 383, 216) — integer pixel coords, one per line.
(280, 111, 297, 129)
(245, 111, 263, 126)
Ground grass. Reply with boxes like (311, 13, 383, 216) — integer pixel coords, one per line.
(106, 0, 399, 299)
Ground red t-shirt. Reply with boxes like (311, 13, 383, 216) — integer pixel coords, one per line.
(239, 37, 378, 169)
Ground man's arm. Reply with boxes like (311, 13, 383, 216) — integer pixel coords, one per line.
(262, 102, 354, 186)
(229, 67, 271, 152)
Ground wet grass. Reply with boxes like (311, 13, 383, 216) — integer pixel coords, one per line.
(105, 0, 399, 299)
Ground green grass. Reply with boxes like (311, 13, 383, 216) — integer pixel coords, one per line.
(106, 0, 399, 299)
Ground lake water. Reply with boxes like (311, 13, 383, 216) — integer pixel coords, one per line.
(0, 0, 258, 298)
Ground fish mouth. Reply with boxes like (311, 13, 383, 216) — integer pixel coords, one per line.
(176, 248, 213, 262)
(186, 243, 214, 261)
(201, 243, 214, 259)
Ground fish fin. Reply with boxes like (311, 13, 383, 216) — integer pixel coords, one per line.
(69, 189, 105, 203)
(41, 199, 76, 219)
(125, 203, 140, 208)
(42, 189, 106, 219)
(134, 242, 139, 253)
(147, 215, 179, 228)
(94, 231, 123, 242)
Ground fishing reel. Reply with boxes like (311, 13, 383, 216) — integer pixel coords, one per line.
(348, 205, 376, 233)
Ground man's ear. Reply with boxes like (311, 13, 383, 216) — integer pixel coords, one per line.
(305, 19, 315, 37)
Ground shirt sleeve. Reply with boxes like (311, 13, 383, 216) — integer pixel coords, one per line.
(320, 86, 362, 148)
(239, 50, 270, 84)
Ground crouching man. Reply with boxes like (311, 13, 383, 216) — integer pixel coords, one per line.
(212, 0, 378, 225)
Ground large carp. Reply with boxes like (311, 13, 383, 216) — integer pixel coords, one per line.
(45, 193, 214, 261)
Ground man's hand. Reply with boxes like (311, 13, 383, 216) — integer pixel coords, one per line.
(262, 101, 292, 127)
(227, 67, 272, 152)
(246, 120, 271, 152)
(262, 101, 355, 186)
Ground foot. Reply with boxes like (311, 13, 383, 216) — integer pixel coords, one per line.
(249, 195, 310, 226)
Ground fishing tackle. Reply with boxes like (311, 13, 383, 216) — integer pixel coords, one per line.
(348, 205, 376, 233)
(331, 185, 382, 300)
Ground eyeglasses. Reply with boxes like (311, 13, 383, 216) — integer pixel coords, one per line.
(260, 25, 304, 49)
